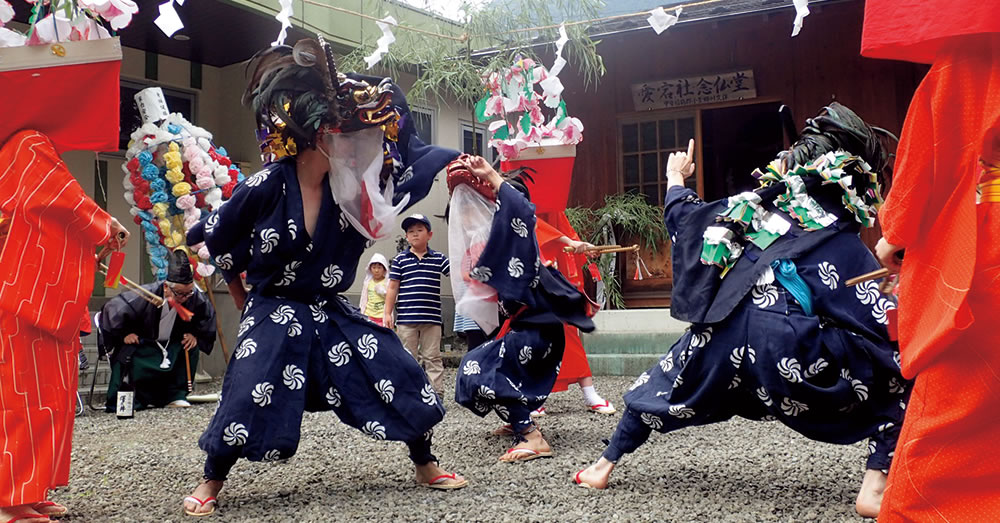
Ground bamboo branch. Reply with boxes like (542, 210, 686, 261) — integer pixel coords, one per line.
(845, 268, 889, 287)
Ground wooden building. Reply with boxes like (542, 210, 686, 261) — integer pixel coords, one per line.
(558, 0, 927, 307)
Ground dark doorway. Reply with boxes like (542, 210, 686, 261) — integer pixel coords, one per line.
(701, 102, 784, 202)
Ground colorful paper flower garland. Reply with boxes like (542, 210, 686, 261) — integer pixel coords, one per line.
(474, 56, 585, 160)
(123, 113, 243, 281)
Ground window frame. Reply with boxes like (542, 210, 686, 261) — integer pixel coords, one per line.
(458, 121, 498, 165)
(618, 110, 702, 205)
(409, 104, 437, 145)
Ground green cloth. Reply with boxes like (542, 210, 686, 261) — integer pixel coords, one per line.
(105, 341, 198, 412)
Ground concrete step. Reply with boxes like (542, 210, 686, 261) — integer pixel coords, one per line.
(78, 362, 112, 393)
(587, 353, 663, 377)
(581, 331, 683, 355)
(592, 308, 689, 333)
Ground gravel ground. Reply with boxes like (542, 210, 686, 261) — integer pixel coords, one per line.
(60, 373, 875, 522)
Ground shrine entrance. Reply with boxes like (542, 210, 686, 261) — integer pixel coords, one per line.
(700, 101, 785, 202)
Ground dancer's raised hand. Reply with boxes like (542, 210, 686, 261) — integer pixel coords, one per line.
(665, 139, 696, 188)
(464, 155, 504, 192)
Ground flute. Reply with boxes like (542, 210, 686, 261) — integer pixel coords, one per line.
(563, 244, 640, 255)
(845, 268, 890, 287)
(97, 262, 164, 307)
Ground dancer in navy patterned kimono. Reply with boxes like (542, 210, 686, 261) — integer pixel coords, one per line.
(574, 103, 910, 518)
(181, 38, 466, 517)
(449, 156, 596, 462)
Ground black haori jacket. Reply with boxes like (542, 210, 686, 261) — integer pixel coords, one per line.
(99, 282, 217, 355)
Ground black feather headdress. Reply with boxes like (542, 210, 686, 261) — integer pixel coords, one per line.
(244, 39, 341, 152)
(777, 102, 896, 178)
(501, 166, 536, 202)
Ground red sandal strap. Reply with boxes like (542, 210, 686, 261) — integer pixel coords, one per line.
(5, 515, 48, 523)
(429, 473, 456, 484)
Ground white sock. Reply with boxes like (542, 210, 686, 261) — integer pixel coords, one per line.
(581, 385, 603, 405)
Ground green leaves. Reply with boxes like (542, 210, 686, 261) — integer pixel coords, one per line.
(337, 0, 606, 109)
(566, 193, 670, 309)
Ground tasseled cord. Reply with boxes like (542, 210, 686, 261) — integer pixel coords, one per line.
(771, 259, 814, 316)
(632, 254, 652, 281)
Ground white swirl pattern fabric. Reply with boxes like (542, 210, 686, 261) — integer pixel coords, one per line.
(609, 213, 910, 473)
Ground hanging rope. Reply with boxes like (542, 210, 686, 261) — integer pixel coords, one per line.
(496, 0, 728, 36)
(300, 0, 468, 41)
(297, 0, 734, 43)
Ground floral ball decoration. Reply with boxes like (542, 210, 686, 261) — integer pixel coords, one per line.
(123, 113, 245, 280)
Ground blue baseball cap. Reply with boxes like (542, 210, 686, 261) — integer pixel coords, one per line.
(401, 213, 432, 232)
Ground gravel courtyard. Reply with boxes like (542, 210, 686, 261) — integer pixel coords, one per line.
(58, 374, 876, 522)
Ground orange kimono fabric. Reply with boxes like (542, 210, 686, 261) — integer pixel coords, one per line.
(0, 130, 111, 506)
(536, 212, 593, 392)
(864, 36, 1000, 521)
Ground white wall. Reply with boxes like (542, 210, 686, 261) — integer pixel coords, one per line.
(344, 71, 468, 307)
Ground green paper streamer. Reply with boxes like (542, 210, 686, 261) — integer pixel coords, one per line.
(26, 1, 42, 40)
(556, 100, 568, 127)
(520, 112, 531, 135)
(475, 97, 489, 123)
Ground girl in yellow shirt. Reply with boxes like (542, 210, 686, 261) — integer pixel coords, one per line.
(360, 253, 389, 325)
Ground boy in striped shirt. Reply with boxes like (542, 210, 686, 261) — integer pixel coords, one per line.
(385, 214, 450, 393)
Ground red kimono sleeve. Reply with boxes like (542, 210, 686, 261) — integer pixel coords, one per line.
(0, 130, 112, 340)
(875, 38, 1000, 376)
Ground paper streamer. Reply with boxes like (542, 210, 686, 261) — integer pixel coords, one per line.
(0, 2, 14, 25)
(540, 23, 569, 108)
(364, 15, 398, 69)
(647, 6, 682, 35)
(154, 0, 183, 37)
(791, 0, 809, 37)
(135, 87, 170, 124)
(549, 23, 569, 77)
(272, 0, 294, 47)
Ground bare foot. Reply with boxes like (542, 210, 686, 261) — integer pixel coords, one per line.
(499, 427, 552, 462)
(856, 469, 888, 518)
(32, 500, 68, 516)
(414, 462, 467, 489)
(183, 479, 223, 516)
(574, 457, 616, 489)
(0, 504, 51, 523)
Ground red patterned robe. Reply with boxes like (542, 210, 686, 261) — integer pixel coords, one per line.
(0, 130, 111, 506)
(535, 212, 594, 392)
(863, 3, 1000, 519)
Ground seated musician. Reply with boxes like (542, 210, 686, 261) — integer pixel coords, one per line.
(99, 250, 216, 411)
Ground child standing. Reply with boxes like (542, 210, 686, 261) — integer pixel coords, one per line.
(359, 253, 389, 326)
(385, 214, 450, 394)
